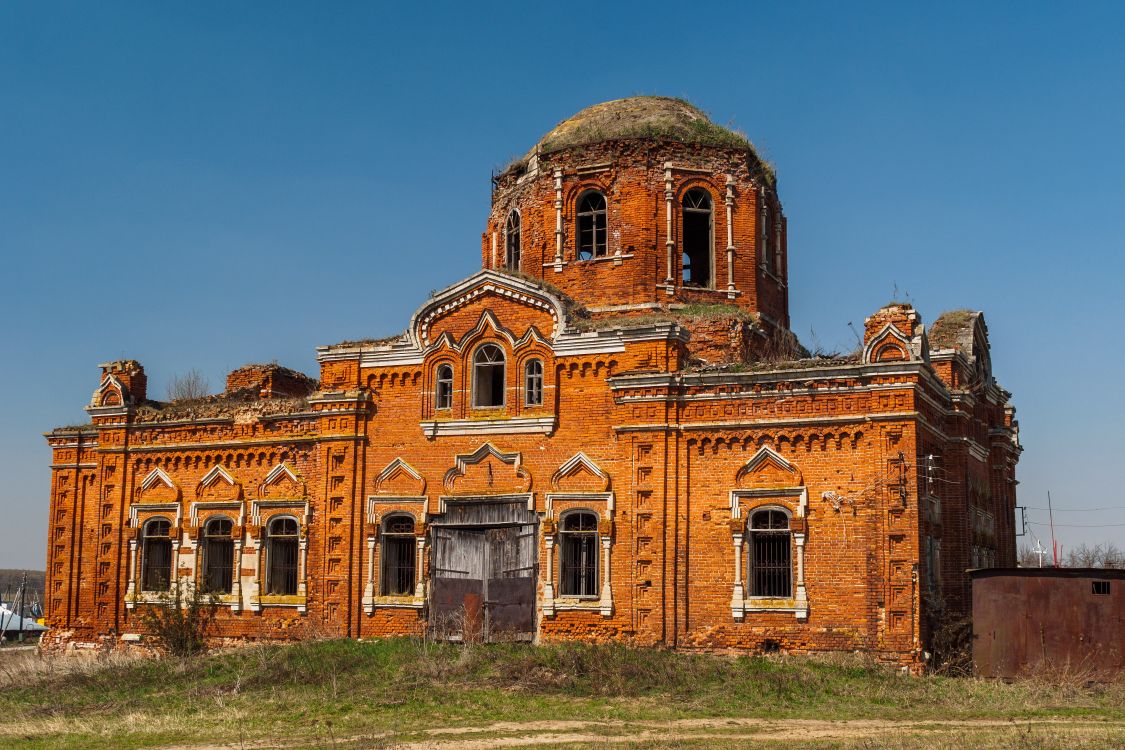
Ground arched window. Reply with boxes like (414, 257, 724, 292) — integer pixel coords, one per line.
(505, 210, 521, 270)
(749, 509, 791, 597)
(559, 511, 599, 597)
(576, 191, 607, 260)
(435, 364, 453, 410)
(524, 359, 543, 406)
(682, 188, 712, 288)
(472, 344, 506, 408)
(140, 518, 173, 592)
(201, 517, 234, 594)
(381, 514, 416, 596)
(265, 517, 299, 596)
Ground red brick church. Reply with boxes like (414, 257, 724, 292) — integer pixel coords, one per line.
(43, 97, 1020, 666)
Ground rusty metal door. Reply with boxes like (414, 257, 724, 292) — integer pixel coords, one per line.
(484, 525, 536, 640)
(429, 524, 535, 642)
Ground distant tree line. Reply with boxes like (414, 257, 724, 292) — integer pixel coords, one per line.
(1017, 542, 1123, 569)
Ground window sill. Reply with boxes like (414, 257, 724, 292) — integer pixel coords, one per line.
(547, 597, 612, 617)
(363, 595, 424, 612)
(421, 416, 556, 437)
(543, 253, 634, 269)
(732, 597, 808, 620)
(252, 595, 307, 613)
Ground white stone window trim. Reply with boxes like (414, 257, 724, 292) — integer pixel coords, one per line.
(543, 492, 614, 617)
(249, 504, 310, 614)
(363, 497, 427, 614)
(185, 503, 245, 612)
(730, 487, 809, 621)
(420, 415, 557, 437)
(125, 508, 182, 609)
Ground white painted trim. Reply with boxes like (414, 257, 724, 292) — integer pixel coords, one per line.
(422, 416, 556, 438)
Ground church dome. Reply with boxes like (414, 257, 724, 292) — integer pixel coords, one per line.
(531, 96, 755, 155)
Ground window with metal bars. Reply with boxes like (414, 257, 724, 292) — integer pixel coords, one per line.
(201, 517, 234, 594)
(381, 515, 416, 595)
(505, 210, 521, 270)
(141, 517, 172, 592)
(266, 517, 299, 596)
(749, 509, 792, 597)
(576, 191, 607, 260)
(435, 364, 453, 410)
(524, 359, 543, 406)
(681, 188, 713, 288)
(559, 511, 599, 597)
(472, 344, 505, 408)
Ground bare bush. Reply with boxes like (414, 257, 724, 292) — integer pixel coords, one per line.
(135, 577, 218, 657)
(166, 369, 210, 401)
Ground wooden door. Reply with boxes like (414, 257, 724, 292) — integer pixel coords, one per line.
(429, 524, 536, 642)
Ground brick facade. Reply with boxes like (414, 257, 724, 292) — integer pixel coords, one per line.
(42, 98, 1020, 668)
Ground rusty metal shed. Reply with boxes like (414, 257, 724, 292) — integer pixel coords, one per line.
(971, 568, 1125, 678)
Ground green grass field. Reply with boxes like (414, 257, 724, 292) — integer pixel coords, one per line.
(1, 638, 1122, 749)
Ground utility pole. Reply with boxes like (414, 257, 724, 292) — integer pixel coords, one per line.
(16, 572, 26, 642)
(1047, 492, 1059, 567)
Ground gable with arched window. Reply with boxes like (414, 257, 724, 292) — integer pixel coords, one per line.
(576, 191, 607, 260)
(141, 517, 173, 592)
(681, 188, 713, 288)
(472, 344, 506, 408)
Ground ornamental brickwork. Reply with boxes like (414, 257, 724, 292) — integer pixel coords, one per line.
(42, 98, 1020, 668)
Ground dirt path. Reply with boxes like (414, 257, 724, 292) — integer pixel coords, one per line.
(174, 716, 1125, 750)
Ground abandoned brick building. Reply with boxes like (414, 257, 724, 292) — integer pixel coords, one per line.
(43, 97, 1020, 666)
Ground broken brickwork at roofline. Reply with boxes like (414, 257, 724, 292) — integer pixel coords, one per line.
(41, 98, 1020, 670)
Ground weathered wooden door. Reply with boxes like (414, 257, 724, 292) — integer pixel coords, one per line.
(430, 524, 536, 642)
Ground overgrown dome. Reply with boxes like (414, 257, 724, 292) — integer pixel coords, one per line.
(532, 96, 753, 155)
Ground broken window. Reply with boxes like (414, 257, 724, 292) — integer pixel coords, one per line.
(505, 210, 521, 270)
(140, 517, 172, 592)
(760, 202, 773, 275)
(524, 359, 543, 406)
(265, 517, 299, 596)
(749, 509, 792, 597)
(560, 510, 599, 597)
(1093, 580, 1111, 596)
(435, 364, 453, 410)
(576, 191, 607, 260)
(381, 515, 416, 596)
(472, 344, 506, 408)
(201, 516, 234, 594)
(681, 188, 712, 288)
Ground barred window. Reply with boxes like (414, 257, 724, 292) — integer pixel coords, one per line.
(560, 511, 599, 597)
(381, 515, 416, 596)
(140, 518, 172, 592)
(749, 509, 791, 597)
(576, 191, 607, 260)
(266, 517, 299, 596)
(505, 210, 521, 270)
(524, 359, 543, 406)
(201, 517, 234, 594)
(435, 364, 453, 410)
(472, 344, 505, 408)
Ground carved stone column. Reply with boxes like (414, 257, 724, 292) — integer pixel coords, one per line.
(543, 533, 556, 616)
(552, 169, 564, 271)
(725, 175, 737, 298)
(598, 534, 613, 616)
(362, 535, 376, 614)
(731, 533, 745, 620)
(414, 535, 426, 599)
(664, 163, 675, 290)
(125, 539, 138, 608)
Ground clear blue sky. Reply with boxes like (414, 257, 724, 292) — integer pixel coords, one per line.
(2, 2, 1122, 568)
